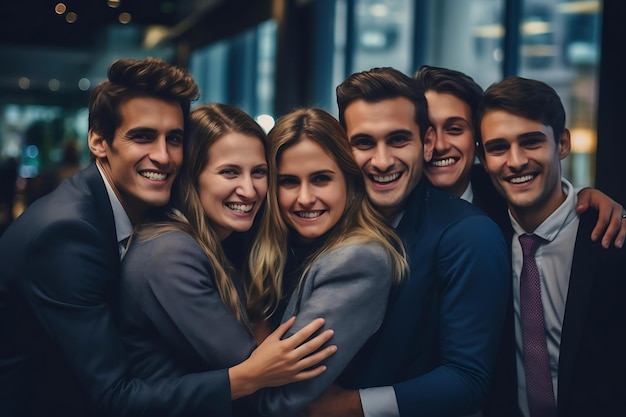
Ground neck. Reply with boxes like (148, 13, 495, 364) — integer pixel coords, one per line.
(509, 186, 567, 233)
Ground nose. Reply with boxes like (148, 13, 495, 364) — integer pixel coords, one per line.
(236, 175, 256, 199)
(149, 137, 170, 165)
(507, 144, 528, 171)
(370, 143, 394, 172)
(432, 127, 450, 154)
(296, 183, 315, 206)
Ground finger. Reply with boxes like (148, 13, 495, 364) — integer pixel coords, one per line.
(294, 329, 334, 358)
(283, 318, 326, 347)
(615, 211, 626, 249)
(294, 344, 337, 371)
(600, 205, 622, 249)
(590, 203, 614, 244)
(291, 364, 329, 382)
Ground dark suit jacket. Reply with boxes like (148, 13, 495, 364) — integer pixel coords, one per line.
(0, 164, 232, 417)
(485, 210, 626, 417)
(340, 179, 511, 416)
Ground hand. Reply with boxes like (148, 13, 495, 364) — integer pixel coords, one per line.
(302, 384, 363, 417)
(229, 316, 336, 399)
(577, 188, 626, 249)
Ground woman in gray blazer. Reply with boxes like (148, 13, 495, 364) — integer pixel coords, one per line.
(247, 108, 408, 416)
(119, 104, 336, 416)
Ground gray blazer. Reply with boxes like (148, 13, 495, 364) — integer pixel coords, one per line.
(258, 241, 394, 416)
(119, 230, 256, 380)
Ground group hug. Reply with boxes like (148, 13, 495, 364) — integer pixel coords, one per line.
(0, 57, 624, 417)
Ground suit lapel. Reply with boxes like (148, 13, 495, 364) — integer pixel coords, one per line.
(83, 163, 121, 267)
(557, 215, 595, 414)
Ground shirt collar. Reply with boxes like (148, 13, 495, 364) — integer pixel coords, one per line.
(510, 178, 578, 242)
(459, 181, 474, 203)
(95, 162, 133, 244)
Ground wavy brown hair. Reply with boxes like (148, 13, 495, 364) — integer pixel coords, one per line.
(246, 108, 408, 321)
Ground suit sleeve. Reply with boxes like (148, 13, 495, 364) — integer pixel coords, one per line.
(122, 231, 256, 369)
(258, 243, 393, 417)
(21, 220, 233, 417)
(393, 215, 511, 416)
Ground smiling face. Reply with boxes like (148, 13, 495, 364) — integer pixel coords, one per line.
(277, 137, 347, 243)
(424, 91, 475, 197)
(344, 97, 433, 218)
(198, 132, 268, 241)
(479, 109, 570, 230)
(89, 96, 184, 223)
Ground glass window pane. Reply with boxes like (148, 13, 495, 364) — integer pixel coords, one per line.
(519, 0, 602, 188)
(422, 0, 504, 89)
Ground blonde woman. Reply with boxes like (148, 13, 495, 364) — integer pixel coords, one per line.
(119, 104, 336, 416)
(247, 107, 408, 416)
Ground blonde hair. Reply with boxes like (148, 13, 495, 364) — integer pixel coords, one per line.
(246, 108, 408, 321)
(137, 103, 267, 330)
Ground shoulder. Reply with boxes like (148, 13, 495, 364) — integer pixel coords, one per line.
(309, 241, 392, 278)
(128, 229, 206, 265)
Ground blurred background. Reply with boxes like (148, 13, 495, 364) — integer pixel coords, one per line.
(0, 0, 624, 235)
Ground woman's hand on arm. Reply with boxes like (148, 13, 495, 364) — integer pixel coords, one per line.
(228, 316, 336, 399)
(576, 187, 625, 249)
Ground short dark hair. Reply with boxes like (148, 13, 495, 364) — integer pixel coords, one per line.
(336, 67, 430, 140)
(88, 57, 199, 145)
(477, 76, 566, 155)
(414, 65, 483, 131)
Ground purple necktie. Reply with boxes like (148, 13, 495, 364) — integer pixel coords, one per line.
(519, 233, 556, 417)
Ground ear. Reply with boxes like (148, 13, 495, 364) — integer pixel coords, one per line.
(422, 126, 435, 163)
(558, 128, 571, 160)
(88, 129, 108, 159)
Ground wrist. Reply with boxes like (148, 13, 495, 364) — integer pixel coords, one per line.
(228, 362, 259, 400)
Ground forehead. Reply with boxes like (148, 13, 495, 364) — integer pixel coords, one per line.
(425, 91, 471, 121)
(118, 96, 184, 126)
(278, 138, 338, 172)
(344, 97, 419, 138)
(208, 132, 266, 162)
(480, 109, 553, 142)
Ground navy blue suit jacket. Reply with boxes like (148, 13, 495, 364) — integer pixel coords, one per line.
(0, 164, 232, 417)
(484, 210, 626, 417)
(340, 179, 510, 416)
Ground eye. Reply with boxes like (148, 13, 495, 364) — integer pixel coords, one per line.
(351, 137, 375, 150)
(252, 167, 268, 178)
(388, 135, 410, 146)
(167, 135, 184, 145)
(311, 174, 331, 184)
(278, 176, 299, 187)
(445, 125, 465, 135)
(219, 169, 238, 177)
(484, 143, 509, 155)
(521, 137, 544, 148)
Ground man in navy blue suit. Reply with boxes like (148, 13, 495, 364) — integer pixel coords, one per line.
(478, 76, 626, 417)
(305, 67, 510, 417)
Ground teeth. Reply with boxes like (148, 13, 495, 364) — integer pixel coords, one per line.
(372, 172, 400, 183)
(510, 174, 534, 184)
(140, 171, 167, 180)
(297, 211, 324, 218)
(227, 203, 254, 213)
(431, 158, 456, 167)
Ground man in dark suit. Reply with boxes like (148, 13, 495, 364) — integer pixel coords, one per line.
(305, 67, 511, 416)
(0, 57, 333, 417)
(478, 76, 626, 417)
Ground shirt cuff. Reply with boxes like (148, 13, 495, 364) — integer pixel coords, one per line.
(359, 386, 400, 417)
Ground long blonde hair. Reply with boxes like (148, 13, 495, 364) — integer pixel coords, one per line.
(137, 103, 267, 329)
(246, 108, 407, 321)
